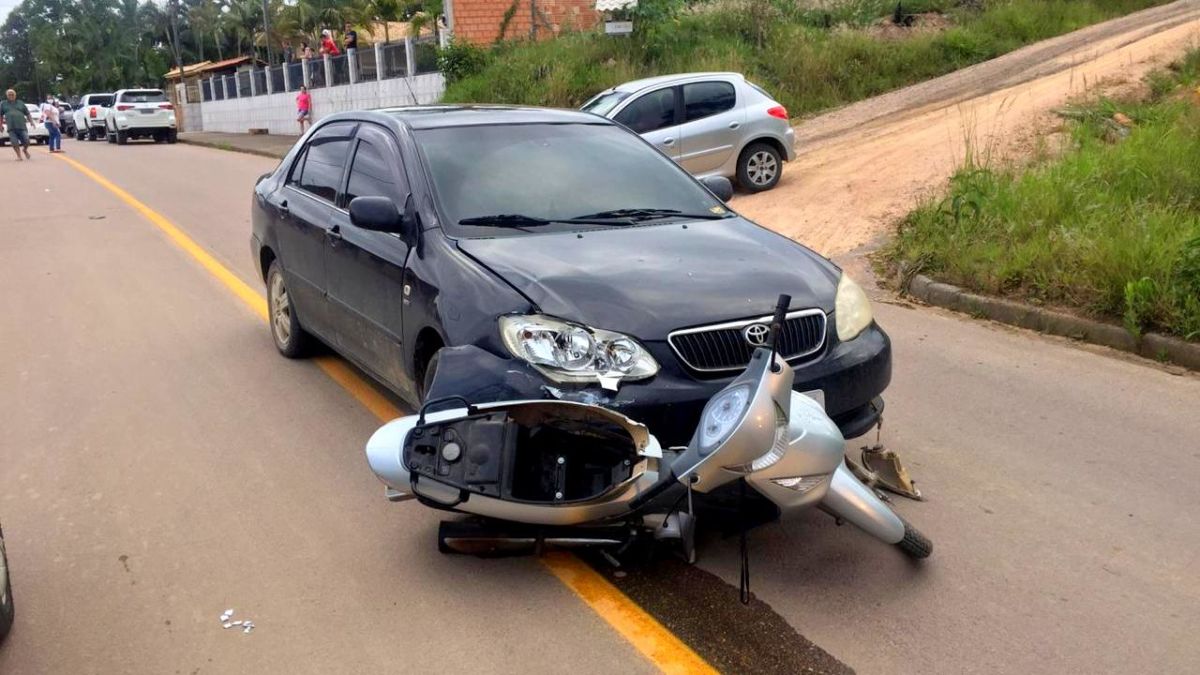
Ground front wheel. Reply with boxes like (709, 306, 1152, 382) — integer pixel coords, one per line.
(736, 142, 783, 193)
(895, 518, 932, 559)
(266, 262, 311, 358)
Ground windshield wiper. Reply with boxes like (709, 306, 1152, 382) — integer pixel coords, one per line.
(458, 213, 633, 228)
(572, 208, 731, 222)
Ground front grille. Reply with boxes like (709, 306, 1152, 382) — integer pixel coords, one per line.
(668, 309, 827, 374)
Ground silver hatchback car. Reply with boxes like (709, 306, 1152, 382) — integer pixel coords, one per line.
(582, 72, 796, 192)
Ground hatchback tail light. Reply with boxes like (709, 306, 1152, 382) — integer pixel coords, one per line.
(116, 104, 134, 111)
(159, 103, 174, 110)
(767, 105, 789, 120)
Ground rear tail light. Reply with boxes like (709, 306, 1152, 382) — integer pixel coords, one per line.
(89, 107, 96, 118)
(116, 104, 134, 111)
(159, 103, 174, 110)
(767, 105, 789, 120)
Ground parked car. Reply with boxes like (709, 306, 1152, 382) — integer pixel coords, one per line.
(105, 89, 177, 145)
(0, 520, 12, 646)
(58, 101, 76, 136)
(74, 93, 114, 141)
(582, 73, 795, 192)
(251, 107, 889, 447)
(25, 104, 49, 144)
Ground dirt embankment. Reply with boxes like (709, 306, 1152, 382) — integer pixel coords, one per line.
(733, 0, 1200, 259)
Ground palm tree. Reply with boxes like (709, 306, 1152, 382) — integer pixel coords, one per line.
(360, 0, 401, 43)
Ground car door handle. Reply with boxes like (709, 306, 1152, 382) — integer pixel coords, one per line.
(728, 122, 740, 130)
(278, 200, 289, 217)
(327, 225, 343, 244)
(662, 137, 675, 147)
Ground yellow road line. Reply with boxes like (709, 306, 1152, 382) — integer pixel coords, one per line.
(542, 552, 718, 675)
(55, 153, 716, 675)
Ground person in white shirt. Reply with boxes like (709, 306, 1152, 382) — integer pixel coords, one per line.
(40, 95, 63, 153)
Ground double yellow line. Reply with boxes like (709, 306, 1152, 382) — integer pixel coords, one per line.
(56, 153, 715, 675)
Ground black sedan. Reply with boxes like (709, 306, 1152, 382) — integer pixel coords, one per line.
(250, 106, 890, 445)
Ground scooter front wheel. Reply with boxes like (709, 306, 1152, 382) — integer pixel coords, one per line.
(895, 518, 933, 559)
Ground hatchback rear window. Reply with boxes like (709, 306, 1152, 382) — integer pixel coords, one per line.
(120, 90, 166, 103)
(90, 95, 115, 107)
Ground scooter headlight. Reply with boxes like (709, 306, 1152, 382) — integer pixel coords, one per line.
(724, 403, 788, 473)
(499, 314, 659, 384)
(698, 385, 751, 454)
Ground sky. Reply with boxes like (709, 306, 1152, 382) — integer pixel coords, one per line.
(0, 1, 18, 25)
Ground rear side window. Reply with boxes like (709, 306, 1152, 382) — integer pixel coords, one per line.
(345, 139, 398, 203)
(289, 123, 355, 203)
(119, 90, 166, 103)
(683, 82, 736, 122)
(614, 88, 676, 134)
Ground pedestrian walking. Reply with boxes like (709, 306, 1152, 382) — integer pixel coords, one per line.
(343, 22, 358, 52)
(296, 85, 312, 134)
(40, 94, 63, 153)
(1, 89, 33, 161)
(320, 29, 340, 56)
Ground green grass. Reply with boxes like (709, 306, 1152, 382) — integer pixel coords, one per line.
(442, 0, 1171, 115)
(889, 50, 1200, 341)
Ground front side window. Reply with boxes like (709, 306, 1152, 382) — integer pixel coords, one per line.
(345, 138, 398, 203)
(289, 123, 354, 203)
(614, 88, 676, 134)
(683, 82, 736, 122)
(415, 123, 725, 236)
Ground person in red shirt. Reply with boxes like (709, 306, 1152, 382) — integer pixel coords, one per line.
(319, 29, 340, 56)
(296, 86, 311, 134)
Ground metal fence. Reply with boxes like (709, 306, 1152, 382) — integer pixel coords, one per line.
(201, 37, 439, 102)
(380, 42, 407, 79)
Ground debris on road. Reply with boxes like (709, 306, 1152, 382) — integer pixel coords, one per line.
(218, 609, 256, 634)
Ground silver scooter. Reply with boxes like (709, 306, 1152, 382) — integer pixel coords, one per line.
(364, 295, 931, 562)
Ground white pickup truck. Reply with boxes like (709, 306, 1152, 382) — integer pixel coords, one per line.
(73, 93, 114, 141)
(105, 89, 177, 145)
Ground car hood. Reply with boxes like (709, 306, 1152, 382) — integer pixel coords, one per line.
(455, 217, 840, 340)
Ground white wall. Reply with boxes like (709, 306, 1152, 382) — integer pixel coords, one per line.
(199, 72, 445, 136)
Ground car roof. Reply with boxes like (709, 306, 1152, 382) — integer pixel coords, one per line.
(377, 105, 615, 130)
(608, 72, 744, 94)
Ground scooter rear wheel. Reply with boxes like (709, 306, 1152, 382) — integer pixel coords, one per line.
(896, 518, 933, 559)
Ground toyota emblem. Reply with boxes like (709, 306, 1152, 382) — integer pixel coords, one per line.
(743, 323, 771, 346)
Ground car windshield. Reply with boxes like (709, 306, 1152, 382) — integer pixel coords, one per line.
(416, 123, 726, 236)
(580, 91, 629, 117)
(121, 90, 166, 103)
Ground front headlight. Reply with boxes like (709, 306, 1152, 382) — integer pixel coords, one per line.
(499, 314, 659, 384)
(835, 273, 873, 342)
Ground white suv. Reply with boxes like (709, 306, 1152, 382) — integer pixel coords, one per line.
(73, 93, 114, 141)
(105, 89, 177, 145)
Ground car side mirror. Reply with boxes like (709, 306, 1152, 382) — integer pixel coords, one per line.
(349, 196, 414, 239)
(700, 176, 734, 202)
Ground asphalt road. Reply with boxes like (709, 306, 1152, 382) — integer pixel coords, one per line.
(1, 139, 1198, 674)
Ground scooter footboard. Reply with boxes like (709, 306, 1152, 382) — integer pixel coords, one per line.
(821, 462, 905, 544)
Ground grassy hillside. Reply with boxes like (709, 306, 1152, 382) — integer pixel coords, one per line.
(889, 50, 1200, 341)
(441, 0, 1171, 116)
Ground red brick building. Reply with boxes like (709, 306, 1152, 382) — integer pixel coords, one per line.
(446, 0, 602, 44)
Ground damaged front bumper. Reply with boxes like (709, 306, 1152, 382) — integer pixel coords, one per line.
(426, 324, 891, 447)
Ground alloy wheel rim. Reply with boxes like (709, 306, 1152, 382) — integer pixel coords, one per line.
(747, 151, 778, 185)
(270, 274, 292, 345)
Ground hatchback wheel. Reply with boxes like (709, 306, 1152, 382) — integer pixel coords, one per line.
(267, 262, 311, 358)
(737, 142, 783, 192)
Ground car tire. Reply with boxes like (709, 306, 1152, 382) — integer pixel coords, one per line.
(736, 142, 783, 193)
(266, 262, 312, 358)
(116, 130, 128, 145)
(167, 130, 178, 144)
(0, 525, 13, 646)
